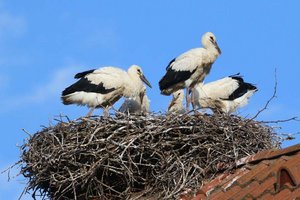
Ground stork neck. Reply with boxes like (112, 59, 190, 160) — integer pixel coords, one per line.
(125, 74, 143, 97)
(207, 46, 220, 58)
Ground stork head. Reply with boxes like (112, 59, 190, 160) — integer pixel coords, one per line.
(172, 89, 184, 101)
(128, 65, 152, 88)
(202, 32, 221, 55)
(168, 89, 184, 112)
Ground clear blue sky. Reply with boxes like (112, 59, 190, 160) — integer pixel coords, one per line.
(1, 1, 299, 199)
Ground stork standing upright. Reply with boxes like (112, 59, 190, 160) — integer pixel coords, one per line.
(159, 32, 221, 112)
(61, 65, 152, 116)
(193, 74, 258, 114)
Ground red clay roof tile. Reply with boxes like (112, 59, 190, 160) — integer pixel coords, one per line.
(188, 143, 300, 200)
(198, 173, 231, 196)
(222, 169, 248, 190)
(235, 162, 271, 185)
(209, 185, 240, 200)
(237, 143, 300, 166)
(254, 158, 287, 182)
(291, 188, 300, 199)
(273, 188, 292, 200)
(259, 192, 275, 199)
(248, 177, 276, 198)
(230, 181, 258, 199)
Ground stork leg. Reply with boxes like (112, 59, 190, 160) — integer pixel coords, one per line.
(186, 87, 191, 112)
(86, 107, 95, 117)
(191, 87, 196, 110)
(103, 107, 110, 118)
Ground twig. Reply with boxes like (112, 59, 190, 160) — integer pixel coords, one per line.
(21, 128, 32, 138)
(251, 68, 278, 120)
(261, 117, 299, 124)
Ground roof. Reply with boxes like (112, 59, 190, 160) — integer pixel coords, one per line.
(182, 143, 300, 200)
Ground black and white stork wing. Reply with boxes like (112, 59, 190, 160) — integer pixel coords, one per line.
(159, 67, 197, 91)
(62, 67, 127, 96)
(159, 54, 200, 91)
(62, 77, 115, 96)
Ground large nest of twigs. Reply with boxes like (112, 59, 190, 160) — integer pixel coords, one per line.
(19, 113, 281, 199)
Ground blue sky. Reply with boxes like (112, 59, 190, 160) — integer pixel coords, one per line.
(1, 1, 300, 199)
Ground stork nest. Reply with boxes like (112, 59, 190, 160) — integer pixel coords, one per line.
(19, 113, 281, 199)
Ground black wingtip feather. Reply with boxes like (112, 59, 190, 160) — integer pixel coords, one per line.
(225, 81, 257, 100)
(244, 82, 257, 91)
(166, 58, 176, 70)
(74, 69, 96, 79)
(229, 73, 244, 84)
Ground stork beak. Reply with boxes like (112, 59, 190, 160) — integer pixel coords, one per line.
(214, 41, 221, 55)
(140, 75, 152, 88)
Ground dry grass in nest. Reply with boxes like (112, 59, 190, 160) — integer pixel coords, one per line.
(19, 112, 281, 199)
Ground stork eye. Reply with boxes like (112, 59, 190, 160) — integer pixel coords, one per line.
(210, 36, 214, 41)
(137, 69, 141, 73)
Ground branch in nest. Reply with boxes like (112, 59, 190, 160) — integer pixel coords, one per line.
(261, 117, 299, 124)
(251, 68, 278, 120)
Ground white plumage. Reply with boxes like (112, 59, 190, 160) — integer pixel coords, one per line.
(61, 65, 152, 116)
(159, 32, 221, 111)
(118, 85, 150, 114)
(167, 89, 185, 114)
(140, 94, 150, 113)
(193, 74, 257, 114)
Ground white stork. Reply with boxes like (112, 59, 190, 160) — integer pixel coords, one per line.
(193, 74, 257, 114)
(118, 85, 150, 114)
(167, 89, 185, 114)
(159, 32, 221, 112)
(61, 65, 152, 116)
